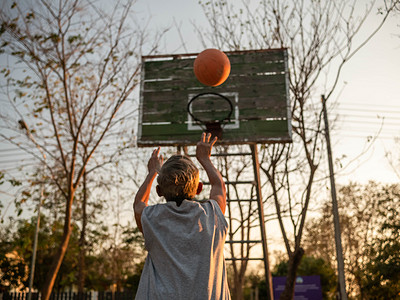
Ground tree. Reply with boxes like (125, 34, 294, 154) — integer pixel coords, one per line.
(303, 181, 400, 298)
(75, 221, 145, 292)
(0, 214, 80, 292)
(363, 195, 400, 298)
(273, 255, 337, 299)
(0, 219, 29, 292)
(197, 0, 400, 298)
(0, 214, 145, 293)
(0, 0, 165, 298)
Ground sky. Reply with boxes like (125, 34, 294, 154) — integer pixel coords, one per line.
(329, 10, 400, 184)
(1, 0, 398, 183)
(130, 0, 400, 262)
(0, 0, 398, 274)
(133, 0, 400, 184)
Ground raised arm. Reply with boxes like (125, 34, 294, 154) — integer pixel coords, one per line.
(134, 147, 163, 233)
(196, 133, 226, 214)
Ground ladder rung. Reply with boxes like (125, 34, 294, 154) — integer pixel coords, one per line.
(225, 258, 265, 261)
(203, 181, 255, 185)
(226, 180, 255, 185)
(187, 152, 252, 157)
(228, 199, 257, 202)
(211, 152, 252, 157)
(225, 240, 262, 244)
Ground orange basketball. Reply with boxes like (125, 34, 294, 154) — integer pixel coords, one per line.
(193, 49, 231, 87)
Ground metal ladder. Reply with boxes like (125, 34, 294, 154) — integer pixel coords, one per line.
(204, 144, 274, 299)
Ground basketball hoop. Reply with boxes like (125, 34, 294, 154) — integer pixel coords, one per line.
(187, 92, 233, 139)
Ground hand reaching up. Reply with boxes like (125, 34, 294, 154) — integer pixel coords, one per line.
(148, 147, 163, 175)
(196, 132, 217, 163)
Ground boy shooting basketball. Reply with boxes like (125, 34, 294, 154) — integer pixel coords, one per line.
(134, 133, 231, 300)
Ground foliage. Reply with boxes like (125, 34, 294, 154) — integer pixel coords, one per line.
(125, 260, 145, 293)
(0, 216, 146, 292)
(0, 219, 29, 292)
(362, 189, 400, 298)
(272, 256, 337, 299)
(0, 215, 80, 291)
(304, 181, 400, 298)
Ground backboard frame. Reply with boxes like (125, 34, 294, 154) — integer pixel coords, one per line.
(137, 48, 292, 147)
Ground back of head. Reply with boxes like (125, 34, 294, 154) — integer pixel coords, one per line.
(157, 155, 199, 204)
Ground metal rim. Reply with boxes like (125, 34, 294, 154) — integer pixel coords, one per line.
(187, 92, 233, 125)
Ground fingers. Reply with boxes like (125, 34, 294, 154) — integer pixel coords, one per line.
(151, 147, 163, 164)
(149, 147, 163, 173)
(201, 132, 206, 143)
(200, 132, 214, 144)
(206, 132, 211, 142)
(152, 147, 160, 157)
(210, 136, 218, 146)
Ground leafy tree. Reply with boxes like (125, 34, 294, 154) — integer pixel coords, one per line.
(272, 255, 337, 299)
(0, 251, 28, 292)
(0, 219, 29, 292)
(0, 214, 146, 293)
(304, 181, 400, 298)
(0, 214, 80, 291)
(197, 0, 400, 298)
(362, 187, 400, 298)
(0, 0, 165, 298)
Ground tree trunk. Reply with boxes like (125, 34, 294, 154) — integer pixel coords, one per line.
(41, 191, 75, 300)
(40, 227, 72, 300)
(233, 275, 244, 300)
(279, 247, 305, 300)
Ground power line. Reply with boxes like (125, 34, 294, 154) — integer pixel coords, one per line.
(335, 102, 400, 109)
(1, 103, 399, 164)
(338, 135, 397, 140)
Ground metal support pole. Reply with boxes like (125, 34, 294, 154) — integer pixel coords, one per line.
(250, 144, 274, 300)
(321, 95, 347, 300)
(28, 185, 44, 300)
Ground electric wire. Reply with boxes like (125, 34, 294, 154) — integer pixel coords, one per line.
(0, 102, 399, 171)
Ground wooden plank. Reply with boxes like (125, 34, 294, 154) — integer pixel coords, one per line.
(142, 72, 286, 92)
(141, 89, 288, 123)
(144, 51, 285, 80)
(141, 107, 288, 123)
(142, 82, 287, 106)
(144, 59, 193, 76)
(139, 119, 290, 144)
(229, 51, 285, 64)
(141, 101, 288, 123)
(229, 62, 285, 75)
(239, 107, 288, 119)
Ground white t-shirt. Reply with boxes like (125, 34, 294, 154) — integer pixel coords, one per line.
(135, 199, 231, 300)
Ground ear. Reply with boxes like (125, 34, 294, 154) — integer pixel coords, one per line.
(196, 182, 203, 195)
(156, 185, 163, 197)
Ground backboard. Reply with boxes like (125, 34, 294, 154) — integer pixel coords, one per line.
(137, 48, 292, 146)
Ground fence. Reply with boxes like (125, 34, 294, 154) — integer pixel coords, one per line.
(1, 291, 135, 300)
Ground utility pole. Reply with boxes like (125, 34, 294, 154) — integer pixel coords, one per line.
(28, 185, 43, 300)
(19, 120, 47, 300)
(321, 95, 347, 300)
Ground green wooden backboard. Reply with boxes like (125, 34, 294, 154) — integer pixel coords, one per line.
(137, 48, 292, 146)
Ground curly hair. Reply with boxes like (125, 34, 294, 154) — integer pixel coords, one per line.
(157, 155, 199, 204)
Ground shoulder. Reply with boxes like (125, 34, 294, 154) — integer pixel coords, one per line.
(199, 199, 221, 211)
(142, 203, 168, 219)
(199, 199, 228, 225)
